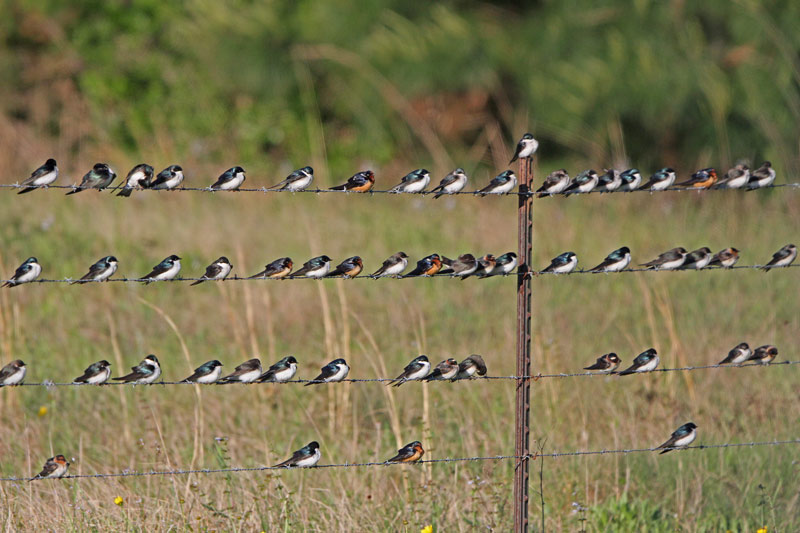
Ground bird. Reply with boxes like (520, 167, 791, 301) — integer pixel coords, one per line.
(3, 257, 42, 288)
(431, 168, 468, 198)
(541, 252, 578, 274)
(141, 255, 182, 283)
(389, 355, 431, 387)
(564, 169, 599, 195)
(191, 257, 232, 286)
(249, 257, 293, 279)
(117, 164, 154, 197)
(65, 163, 116, 194)
(424, 358, 459, 381)
(655, 422, 697, 454)
(708, 247, 740, 268)
(639, 248, 688, 270)
(717, 343, 751, 365)
(618, 348, 659, 375)
(71, 256, 118, 284)
(326, 256, 363, 278)
(390, 169, 430, 193)
(0, 360, 27, 386)
(478, 170, 517, 196)
(589, 247, 631, 273)
(762, 244, 796, 271)
(679, 247, 712, 270)
(676, 168, 717, 189)
(406, 254, 442, 277)
(617, 169, 642, 192)
(210, 166, 246, 190)
(268, 166, 314, 191)
(305, 358, 349, 386)
(371, 252, 409, 278)
(273, 441, 321, 468)
(150, 165, 185, 190)
(484, 252, 517, 277)
(257, 356, 298, 383)
(453, 354, 487, 380)
(509, 133, 539, 164)
(746, 161, 776, 189)
(535, 169, 570, 197)
(748, 345, 778, 365)
(714, 162, 750, 189)
(73, 360, 112, 384)
(638, 168, 676, 191)
(219, 358, 262, 384)
(30, 455, 69, 481)
(440, 254, 478, 278)
(583, 353, 621, 373)
(594, 169, 622, 193)
(386, 441, 425, 463)
(18, 158, 58, 194)
(330, 170, 375, 192)
(468, 254, 497, 279)
(290, 255, 332, 279)
(182, 360, 223, 384)
(112, 354, 161, 384)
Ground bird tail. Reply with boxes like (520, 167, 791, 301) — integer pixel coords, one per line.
(117, 187, 133, 197)
(190, 279, 205, 286)
(17, 187, 37, 194)
(272, 459, 293, 468)
(2, 281, 15, 288)
(65, 188, 81, 195)
(329, 184, 347, 191)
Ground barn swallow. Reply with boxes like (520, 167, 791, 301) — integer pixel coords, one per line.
(249, 257, 293, 279)
(66, 163, 116, 194)
(18, 158, 58, 194)
(762, 244, 797, 271)
(618, 348, 659, 375)
(431, 168, 468, 198)
(71, 256, 118, 284)
(639, 248, 687, 270)
(0, 360, 26, 386)
(182, 360, 223, 384)
(617, 169, 642, 192)
(748, 345, 778, 365)
(305, 358, 349, 386)
(117, 164, 153, 197)
(30, 455, 69, 481)
(371, 252, 409, 278)
(257, 356, 298, 383)
(326, 256, 363, 278)
(150, 165, 185, 190)
(589, 247, 631, 273)
(273, 441, 321, 468)
(564, 169, 599, 195)
(112, 354, 161, 384)
(656, 422, 697, 454)
(210, 166, 246, 190)
(708, 247, 740, 268)
(389, 355, 431, 387)
(424, 358, 459, 381)
(677, 168, 717, 189)
(406, 254, 442, 277)
(290, 255, 332, 278)
(485, 252, 517, 277)
(746, 161, 776, 189)
(219, 358, 262, 383)
(330, 170, 375, 192)
(714, 163, 749, 189)
(478, 170, 517, 196)
(583, 353, 621, 373)
(141, 255, 182, 283)
(3, 257, 42, 287)
(440, 254, 478, 278)
(191, 256, 232, 286)
(718, 342, 751, 365)
(386, 441, 425, 463)
(390, 169, 430, 193)
(73, 360, 112, 384)
(269, 166, 314, 191)
(453, 354, 487, 380)
(509, 133, 538, 164)
(594, 169, 622, 193)
(535, 169, 570, 197)
(541, 252, 578, 274)
(679, 247, 712, 270)
(638, 168, 676, 191)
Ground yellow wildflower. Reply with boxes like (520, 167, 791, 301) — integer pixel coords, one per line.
(37, 406, 47, 417)
(757, 528, 767, 533)
(421, 526, 433, 533)
(114, 496, 124, 506)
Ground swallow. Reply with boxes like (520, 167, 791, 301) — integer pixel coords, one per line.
(390, 168, 430, 193)
(406, 254, 442, 277)
(210, 166, 246, 190)
(330, 170, 375, 192)
(191, 256, 232, 286)
(535, 169, 570, 197)
(182, 360, 223, 384)
(389, 355, 431, 387)
(453, 354, 487, 380)
(269, 166, 314, 191)
(290, 255, 332, 278)
(564, 169, 599, 195)
(71, 255, 118, 284)
(713, 162, 749, 189)
(679, 247, 712, 270)
(718, 342, 751, 365)
(431, 168, 468, 198)
(617, 168, 642, 192)
(0, 359, 26, 386)
(655, 422, 697, 454)
(583, 353, 621, 373)
(478, 170, 517, 196)
(249, 257, 293, 279)
(639, 247, 687, 270)
(305, 358, 349, 386)
(112, 354, 161, 384)
(273, 441, 321, 468)
(467, 254, 497, 279)
(618, 348, 659, 375)
(762, 244, 796, 271)
(18, 158, 58, 194)
(708, 247, 740, 268)
(440, 254, 478, 278)
(386, 441, 425, 463)
(149, 165, 185, 190)
(541, 252, 578, 274)
(676, 168, 717, 189)
(638, 168, 676, 191)
(73, 360, 112, 384)
(257, 356, 298, 383)
(3, 257, 42, 288)
(746, 161, 776, 189)
(748, 345, 778, 365)
(484, 252, 517, 277)
(594, 169, 622, 193)
(219, 358, 262, 384)
(509, 133, 539, 164)
(326, 256, 363, 278)
(30, 455, 69, 481)
(66, 163, 116, 194)
(424, 358, 459, 381)
(589, 247, 631, 273)
(117, 164, 154, 197)
(141, 255, 182, 283)
(371, 252, 409, 278)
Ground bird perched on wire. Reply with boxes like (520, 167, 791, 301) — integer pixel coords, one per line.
(219, 358, 262, 384)
(150, 165, 185, 190)
(424, 358, 459, 381)
(708, 247, 739, 268)
(713, 162, 749, 189)
(639, 248, 687, 271)
(564, 169, 599, 195)
(0, 359, 27, 386)
(117, 163, 154, 197)
(453, 354, 487, 380)
(191, 257, 232, 286)
(589, 247, 631, 273)
(679, 247, 712, 270)
(257, 356, 298, 383)
(30, 455, 70, 481)
(535, 169, 570, 197)
(541, 252, 578, 274)
(371, 252, 409, 278)
(440, 254, 478, 278)
(305, 358, 349, 386)
(330, 170, 375, 192)
(406, 254, 442, 277)
(478, 170, 517, 196)
(676, 168, 717, 189)
(389, 355, 430, 387)
(717, 343, 750, 365)
(3, 257, 42, 288)
(290, 255, 332, 279)
(594, 169, 622, 193)
(268, 166, 314, 192)
(618, 348, 659, 375)
(638, 168, 676, 191)
(655, 422, 697, 454)
(249, 257, 293, 279)
(209, 166, 246, 191)
(617, 168, 642, 191)
(762, 244, 796, 271)
(66, 163, 117, 195)
(113, 354, 161, 384)
(746, 161, 776, 189)
(583, 353, 621, 374)
(483, 252, 517, 277)
(182, 360, 223, 384)
(141, 255, 182, 283)
(509, 133, 538, 164)
(18, 158, 58, 194)
(431, 168, 468, 198)
(390, 169, 430, 193)
(73, 360, 112, 385)
(748, 345, 778, 365)
(273, 441, 321, 468)
(386, 441, 425, 463)
(326, 256, 363, 278)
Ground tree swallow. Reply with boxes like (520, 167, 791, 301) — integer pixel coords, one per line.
(182, 360, 223, 384)
(406, 254, 442, 277)
(210, 166, 246, 190)
(113, 354, 161, 384)
(541, 252, 578, 274)
(431, 168, 468, 198)
(679, 247, 712, 270)
(589, 247, 631, 273)
(478, 170, 517, 196)
(714, 162, 749, 189)
(66, 163, 116, 194)
(656, 422, 697, 454)
(717, 342, 751, 365)
(617, 168, 642, 192)
(708, 247, 740, 268)
(273, 441, 321, 468)
(746, 161, 776, 189)
(249, 257, 293, 279)
(424, 358, 459, 381)
(509, 133, 538, 164)
(72, 256, 118, 284)
(389, 355, 430, 387)
(3, 257, 42, 287)
(0, 359, 26, 386)
(330, 170, 375, 192)
(141, 255, 182, 283)
(219, 358, 262, 384)
(485, 252, 517, 277)
(639, 247, 688, 270)
(762, 244, 796, 271)
(117, 164, 154, 197)
(594, 169, 622, 193)
(191, 256, 232, 286)
(535, 169, 570, 197)
(150, 165, 184, 190)
(748, 345, 778, 365)
(290, 255, 332, 278)
(257, 356, 298, 383)
(305, 358, 349, 386)
(386, 441, 425, 463)
(326, 256, 363, 278)
(390, 169, 430, 193)
(618, 348, 659, 375)
(677, 168, 717, 189)
(453, 354, 487, 380)
(638, 168, 676, 191)
(18, 158, 58, 194)
(269, 166, 314, 191)
(30, 455, 69, 481)
(583, 353, 621, 373)
(371, 252, 408, 278)
(564, 169, 599, 195)
(440, 254, 478, 278)
(73, 360, 112, 384)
